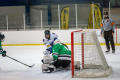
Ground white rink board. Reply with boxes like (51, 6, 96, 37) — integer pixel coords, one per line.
(116, 29, 120, 43)
(1, 29, 119, 44)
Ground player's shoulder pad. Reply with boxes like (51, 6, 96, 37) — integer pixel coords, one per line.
(52, 33, 55, 34)
(109, 18, 114, 23)
(109, 18, 113, 21)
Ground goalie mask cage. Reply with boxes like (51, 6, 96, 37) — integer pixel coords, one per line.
(71, 30, 112, 78)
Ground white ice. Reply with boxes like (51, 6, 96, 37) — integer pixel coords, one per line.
(0, 45, 120, 80)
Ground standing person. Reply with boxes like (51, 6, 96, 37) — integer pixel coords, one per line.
(0, 32, 6, 57)
(101, 12, 115, 54)
(43, 30, 58, 55)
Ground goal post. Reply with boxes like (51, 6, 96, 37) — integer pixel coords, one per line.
(71, 30, 112, 78)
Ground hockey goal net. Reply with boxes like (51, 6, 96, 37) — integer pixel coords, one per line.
(71, 30, 112, 78)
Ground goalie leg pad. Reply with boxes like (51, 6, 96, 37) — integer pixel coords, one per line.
(42, 64, 57, 73)
(42, 64, 49, 72)
(48, 65, 57, 72)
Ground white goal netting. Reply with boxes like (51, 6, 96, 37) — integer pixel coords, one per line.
(71, 30, 112, 78)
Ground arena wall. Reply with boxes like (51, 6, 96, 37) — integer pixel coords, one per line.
(1, 29, 119, 45)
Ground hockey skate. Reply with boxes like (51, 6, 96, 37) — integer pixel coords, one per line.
(112, 50, 115, 54)
(105, 50, 110, 54)
(62, 65, 71, 70)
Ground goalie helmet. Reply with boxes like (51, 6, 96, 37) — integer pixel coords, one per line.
(53, 39, 61, 45)
(0, 32, 5, 42)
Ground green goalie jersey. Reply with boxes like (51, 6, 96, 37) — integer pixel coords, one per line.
(52, 43, 71, 61)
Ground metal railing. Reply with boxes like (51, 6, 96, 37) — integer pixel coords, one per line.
(0, 2, 120, 31)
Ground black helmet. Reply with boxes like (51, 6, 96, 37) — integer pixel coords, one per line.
(104, 12, 108, 15)
(0, 32, 5, 42)
(44, 30, 50, 35)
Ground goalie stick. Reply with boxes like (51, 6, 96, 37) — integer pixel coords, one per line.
(6, 55, 35, 68)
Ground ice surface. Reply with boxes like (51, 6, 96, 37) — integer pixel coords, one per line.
(0, 45, 120, 80)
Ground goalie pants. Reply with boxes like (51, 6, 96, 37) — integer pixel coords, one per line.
(104, 30, 115, 51)
(53, 59, 71, 68)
